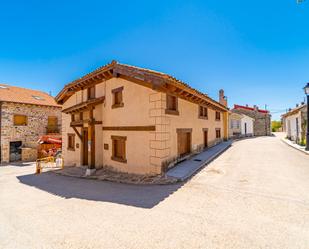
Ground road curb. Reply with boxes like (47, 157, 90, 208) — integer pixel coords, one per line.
(174, 143, 232, 182)
(280, 138, 309, 156)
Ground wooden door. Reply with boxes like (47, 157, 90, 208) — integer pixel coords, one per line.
(82, 129, 88, 166)
(204, 130, 208, 148)
(178, 131, 191, 157)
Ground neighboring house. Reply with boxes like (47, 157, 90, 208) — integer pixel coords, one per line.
(0, 84, 61, 163)
(229, 112, 242, 137)
(229, 112, 254, 138)
(232, 105, 271, 136)
(282, 103, 307, 144)
(55, 60, 229, 176)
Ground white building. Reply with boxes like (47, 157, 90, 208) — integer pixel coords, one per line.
(282, 104, 307, 144)
(229, 112, 254, 138)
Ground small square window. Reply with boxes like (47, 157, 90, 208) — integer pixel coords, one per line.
(112, 86, 124, 108)
(68, 134, 75, 151)
(199, 106, 208, 119)
(215, 111, 221, 121)
(14, 115, 27, 126)
(166, 94, 179, 115)
(111, 136, 127, 163)
(216, 129, 221, 139)
(87, 86, 95, 100)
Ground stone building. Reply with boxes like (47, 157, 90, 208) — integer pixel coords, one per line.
(55, 60, 229, 176)
(0, 84, 61, 163)
(232, 105, 271, 136)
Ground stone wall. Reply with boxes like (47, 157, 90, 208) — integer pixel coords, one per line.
(0, 102, 62, 163)
(233, 108, 271, 136)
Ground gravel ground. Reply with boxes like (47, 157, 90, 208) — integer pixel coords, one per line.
(1, 133, 309, 249)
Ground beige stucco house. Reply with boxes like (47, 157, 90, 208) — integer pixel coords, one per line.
(55, 61, 229, 176)
(0, 84, 61, 163)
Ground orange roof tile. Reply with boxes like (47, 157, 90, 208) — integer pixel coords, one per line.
(0, 84, 61, 107)
(56, 60, 228, 111)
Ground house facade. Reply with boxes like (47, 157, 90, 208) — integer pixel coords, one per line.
(0, 84, 61, 163)
(232, 105, 271, 136)
(282, 104, 307, 144)
(56, 61, 229, 176)
(229, 111, 254, 138)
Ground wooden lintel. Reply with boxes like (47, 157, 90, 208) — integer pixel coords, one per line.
(102, 125, 155, 131)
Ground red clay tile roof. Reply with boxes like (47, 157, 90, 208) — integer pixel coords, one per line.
(56, 60, 228, 111)
(233, 104, 269, 114)
(0, 84, 61, 107)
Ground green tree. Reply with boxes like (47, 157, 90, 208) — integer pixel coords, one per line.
(272, 121, 282, 132)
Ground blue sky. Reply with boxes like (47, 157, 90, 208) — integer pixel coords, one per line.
(0, 0, 308, 120)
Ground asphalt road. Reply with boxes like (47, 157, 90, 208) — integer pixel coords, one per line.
(1, 133, 309, 249)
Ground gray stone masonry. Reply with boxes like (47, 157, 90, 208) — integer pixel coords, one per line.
(233, 108, 271, 136)
(0, 102, 61, 163)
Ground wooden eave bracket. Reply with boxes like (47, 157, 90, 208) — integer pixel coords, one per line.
(72, 126, 82, 140)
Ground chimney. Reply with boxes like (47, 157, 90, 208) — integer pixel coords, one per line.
(253, 105, 258, 111)
(296, 104, 299, 107)
(219, 89, 227, 107)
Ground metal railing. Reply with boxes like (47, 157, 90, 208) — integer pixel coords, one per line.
(36, 156, 64, 174)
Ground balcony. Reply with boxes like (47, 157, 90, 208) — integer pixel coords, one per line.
(46, 125, 60, 134)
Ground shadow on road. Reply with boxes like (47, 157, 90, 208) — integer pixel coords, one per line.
(17, 172, 183, 209)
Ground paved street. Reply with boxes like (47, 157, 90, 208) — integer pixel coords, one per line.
(1, 134, 309, 249)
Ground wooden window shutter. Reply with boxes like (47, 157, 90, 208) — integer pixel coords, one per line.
(14, 115, 27, 126)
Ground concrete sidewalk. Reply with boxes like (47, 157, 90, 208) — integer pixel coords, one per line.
(281, 137, 309, 155)
(166, 140, 232, 181)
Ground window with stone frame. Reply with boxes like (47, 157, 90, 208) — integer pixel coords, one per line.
(13, 115, 27, 126)
(166, 94, 179, 115)
(112, 86, 124, 108)
(111, 136, 127, 163)
(216, 129, 221, 139)
(199, 106, 208, 119)
(67, 134, 75, 151)
(215, 111, 221, 121)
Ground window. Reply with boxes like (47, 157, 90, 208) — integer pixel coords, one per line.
(48, 116, 58, 126)
(47, 116, 58, 133)
(67, 134, 75, 151)
(14, 115, 27, 126)
(111, 136, 127, 163)
(231, 120, 240, 129)
(215, 111, 221, 121)
(32, 95, 44, 100)
(112, 86, 124, 108)
(199, 106, 208, 119)
(87, 86, 95, 100)
(166, 94, 179, 115)
(216, 129, 221, 139)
